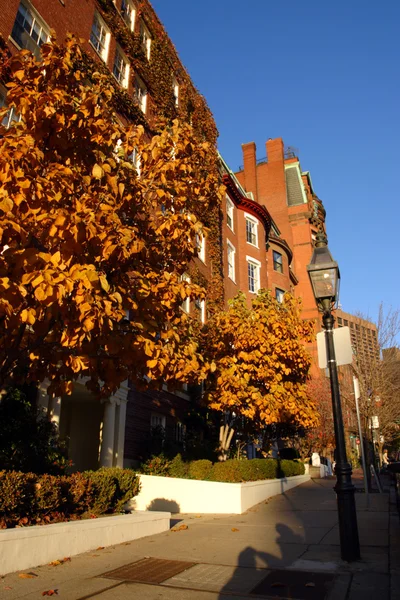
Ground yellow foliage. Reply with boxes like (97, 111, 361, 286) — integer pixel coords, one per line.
(0, 37, 223, 397)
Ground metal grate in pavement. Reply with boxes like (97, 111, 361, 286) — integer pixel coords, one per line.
(101, 557, 197, 584)
(250, 569, 335, 599)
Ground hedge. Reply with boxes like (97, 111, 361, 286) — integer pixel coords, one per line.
(140, 455, 305, 483)
(0, 468, 140, 529)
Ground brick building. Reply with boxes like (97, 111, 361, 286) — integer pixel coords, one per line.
(234, 138, 327, 369)
(336, 309, 380, 364)
(0, 0, 222, 470)
(0, 1, 333, 469)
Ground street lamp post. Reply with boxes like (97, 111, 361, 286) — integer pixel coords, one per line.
(307, 232, 360, 562)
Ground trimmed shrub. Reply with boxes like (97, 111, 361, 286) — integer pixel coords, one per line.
(188, 459, 213, 481)
(169, 454, 189, 479)
(140, 455, 172, 476)
(0, 468, 140, 528)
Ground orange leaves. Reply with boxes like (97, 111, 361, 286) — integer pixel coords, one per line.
(203, 291, 316, 430)
(0, 37, 223, 395)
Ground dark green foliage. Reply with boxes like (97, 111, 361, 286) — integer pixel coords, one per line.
(168, 454, 189, 479)
(140, 456, 305, 482)
(0, 468, 140, 528)
(0, 388, 69, 474)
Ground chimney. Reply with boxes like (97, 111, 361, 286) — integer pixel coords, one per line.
(241, 142, 258, 201)
(266, 138, 284, 163)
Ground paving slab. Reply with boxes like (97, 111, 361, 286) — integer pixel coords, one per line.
(164, 563, 267, 594)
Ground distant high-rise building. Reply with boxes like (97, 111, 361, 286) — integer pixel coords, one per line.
(335, 309, 380, 363)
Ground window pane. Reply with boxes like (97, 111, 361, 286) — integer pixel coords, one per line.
(273, 251, 283, 273)
(246, 218, 257, 245)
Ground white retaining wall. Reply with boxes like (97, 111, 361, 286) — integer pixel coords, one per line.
(131, 473, 310, 514)
(0, 510, 170, 576)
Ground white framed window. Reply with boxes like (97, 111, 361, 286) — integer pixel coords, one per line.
(247, 257, 261, 294)
(113, 46, 130, 88)
(195, 232, 206, 263)
(245, 214, 258, 247)
(90, 12, 111, 62)
(273, 250, 283, 273)
(226, 196, 234, 231)
(135, 76, 147, 114)
(200, 299, 206, 324)
(172, 76, 179, 107)
(0, 86, 21, 128)
(276, 288, 285, 303)
(181, 273, 190, 313)
(151, 413, 166, 431)
(129, 147, 141, 175)
(140, 21, 151, 60)
(227, 241, 236, 282)
(11, 1, 50, 60)
(121, 0, 136, 31)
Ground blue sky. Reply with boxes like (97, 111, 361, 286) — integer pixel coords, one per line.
(151, 0, 399, 325)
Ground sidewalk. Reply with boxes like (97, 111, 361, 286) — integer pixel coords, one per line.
(2, 476, 398, 599)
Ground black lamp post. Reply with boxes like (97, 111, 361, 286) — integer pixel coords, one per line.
(307, 232, 360, 562)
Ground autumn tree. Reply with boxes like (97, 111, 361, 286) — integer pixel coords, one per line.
(296, 377, 335, 459)
(0, 36, 224, 398)
(201, 291, 319, 439)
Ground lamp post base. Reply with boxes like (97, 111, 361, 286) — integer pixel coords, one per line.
(334, 462, 360, 561)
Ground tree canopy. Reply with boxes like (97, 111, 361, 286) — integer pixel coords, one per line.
(0, 36, 224, 397)
(202, 291, 318, 431)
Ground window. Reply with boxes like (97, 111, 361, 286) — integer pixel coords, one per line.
(275, 288, 285, 303)
(227, 241, 235, 282)
(11, 2, 49, 60)
(337, 317, 343, 325)
(175, 422, 186, 443)
(121, 0, 135, 31)
(247, 259, 260, 293)
(344, 319, 348, 326)
(140, 21, 151, 59)
(172, 76, 179, 107)
(113, 46, 130, 88)
(0, 87, 21, 128)
(226, 196, 234, 231)
(181, 273, 190, 313)
(90, 12, 110, 61)
(196, 232, 206, 262)
(129, 147, 141, 175)
(135, 76, 147, 114)
(151, 413, 166, 431)
(273, 250, 283, 273)
(200, 299, 206, 324)
(245, 215, 258, 246)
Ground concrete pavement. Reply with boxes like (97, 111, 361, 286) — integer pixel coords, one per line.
(1, 476, 398, 599)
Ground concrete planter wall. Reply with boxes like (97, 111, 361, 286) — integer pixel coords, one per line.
(131, 473, 310, 514)
(0, 510, 170, 576)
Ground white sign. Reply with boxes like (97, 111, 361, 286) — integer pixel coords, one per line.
(317, 326, 353, 369)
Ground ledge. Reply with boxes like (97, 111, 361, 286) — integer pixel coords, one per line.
(0, 510, 170, 576)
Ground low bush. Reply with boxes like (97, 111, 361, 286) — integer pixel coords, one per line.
(0, 468, 141, 528)
(139, 456, 304, 483)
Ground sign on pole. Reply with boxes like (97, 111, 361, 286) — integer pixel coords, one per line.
(317, 326, 353, 369)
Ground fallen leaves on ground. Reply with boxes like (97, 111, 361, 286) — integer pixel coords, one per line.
(18, 573, 38, 579)
(231, 528, 239, 532)
(96, 547, 105, 550)
(49, 557, 71, 567)
(4, 586, 13, 590)
(171, 524, 188, 532)
(42, 590, 58, 596)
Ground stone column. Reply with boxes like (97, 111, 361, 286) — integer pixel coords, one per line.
(99, 398, 117, 468)
(115, 398, 128, 468)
